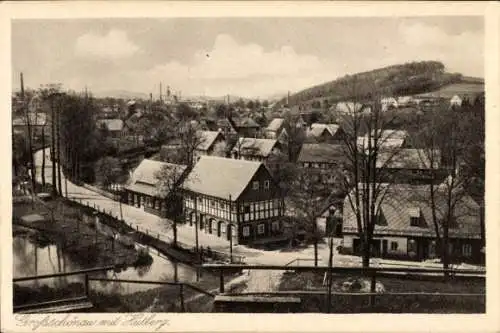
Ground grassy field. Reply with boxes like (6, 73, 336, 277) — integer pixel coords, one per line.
(416, 82, 484, 99)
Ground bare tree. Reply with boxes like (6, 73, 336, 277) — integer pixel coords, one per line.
(39, 83, 63, 195)
(19, 73, 36, 195)
(230, 136, 262, 160)
(338, 76, 402, 268)
(178, 122, 207, 167)
(412, 106, 481, 275)
(282, 113, 306, 162)
(155, 163, 187, 247)
(289, 166, 337, 266)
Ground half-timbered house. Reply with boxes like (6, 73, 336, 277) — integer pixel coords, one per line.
(181, 156, 286, 246)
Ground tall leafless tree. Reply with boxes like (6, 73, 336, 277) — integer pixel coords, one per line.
(155, 163, 188, 247)
(338, 76, 402, 268)
(412, 105, 482, 276)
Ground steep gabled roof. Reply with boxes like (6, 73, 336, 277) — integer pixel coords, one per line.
(181, 156, 264, 200)
(342, 183, 481, 239)
(307, 123, 340, 138)
(232, 138, 278, 158)
(196, 130, 224, 151)
(266, 118, 285, 132)
(297, 143, 346, 164)
(377, 148, 441, 169)
(232, 117, 260, 128)
(357, 137, 405, 150)
(96, 119, 124, 132)
(125, 159, 187, 197)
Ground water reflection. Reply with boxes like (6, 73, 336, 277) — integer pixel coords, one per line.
(13, 235, 202, 295)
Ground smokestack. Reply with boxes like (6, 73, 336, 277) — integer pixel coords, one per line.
(159, 82, 162, 103)
(20, 73, 25, 97)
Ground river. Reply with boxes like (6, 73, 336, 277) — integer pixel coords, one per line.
(13, 233, 203, 295)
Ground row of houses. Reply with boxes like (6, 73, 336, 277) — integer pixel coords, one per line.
(123, 149, 481, 262)
(294, 121, 482, 262)
(119, 109, 482, 261)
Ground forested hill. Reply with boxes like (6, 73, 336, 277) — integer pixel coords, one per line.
(282, 61, 484, 107)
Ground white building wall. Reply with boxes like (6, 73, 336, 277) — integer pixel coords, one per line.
(343, 234, 408, 255)
(316, 217, 327, 235)
(373, 236, 408, 255)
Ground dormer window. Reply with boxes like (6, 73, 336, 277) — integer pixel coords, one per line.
(409, 207, 421, 227)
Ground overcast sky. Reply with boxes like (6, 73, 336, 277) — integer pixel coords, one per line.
(12, 17, 484, 99)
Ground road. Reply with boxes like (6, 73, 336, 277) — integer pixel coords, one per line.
(32, 148, 484, 275)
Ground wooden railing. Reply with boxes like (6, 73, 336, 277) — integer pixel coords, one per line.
(13, 266, 116, 313)
(13, 267, 215, 313)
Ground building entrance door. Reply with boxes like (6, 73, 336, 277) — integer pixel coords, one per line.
(382, 240, 388, 256)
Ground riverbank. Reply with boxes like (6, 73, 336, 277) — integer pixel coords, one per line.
(13, 198, 146, 269)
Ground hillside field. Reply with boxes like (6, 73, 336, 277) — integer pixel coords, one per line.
(415, 82, 484, 99)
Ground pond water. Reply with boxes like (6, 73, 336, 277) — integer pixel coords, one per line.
(13, 234, 204, 295)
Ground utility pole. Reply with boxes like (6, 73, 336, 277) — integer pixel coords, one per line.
(159, 82, 162, 104)
(56, 97, 63, 195)
(64, 167, 68, 198)
(50, 92, 58, 195)
(194, 194, 199, 254)
(20, 73, 36, 198)
(229, 194, 233, 263)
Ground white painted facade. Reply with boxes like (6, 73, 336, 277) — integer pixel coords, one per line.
(343, 234, 408, 256)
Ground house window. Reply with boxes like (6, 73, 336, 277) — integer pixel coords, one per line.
(462, 244, 472, 257)
(253, 181, 259, 190)
(409, 208, 421, 227)
(410, 217, 420, 227)
(390, 241, 398, 251)
(264, 180, 270, 189)
(243, 226, 250, 237)
(257, 224, 265, 235)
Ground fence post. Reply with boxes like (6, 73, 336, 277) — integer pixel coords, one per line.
(179, 284, 185, 312)
(369, 271, 377, 310)
(84, 274, 89, 297)
(219, 270, 225, 293)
